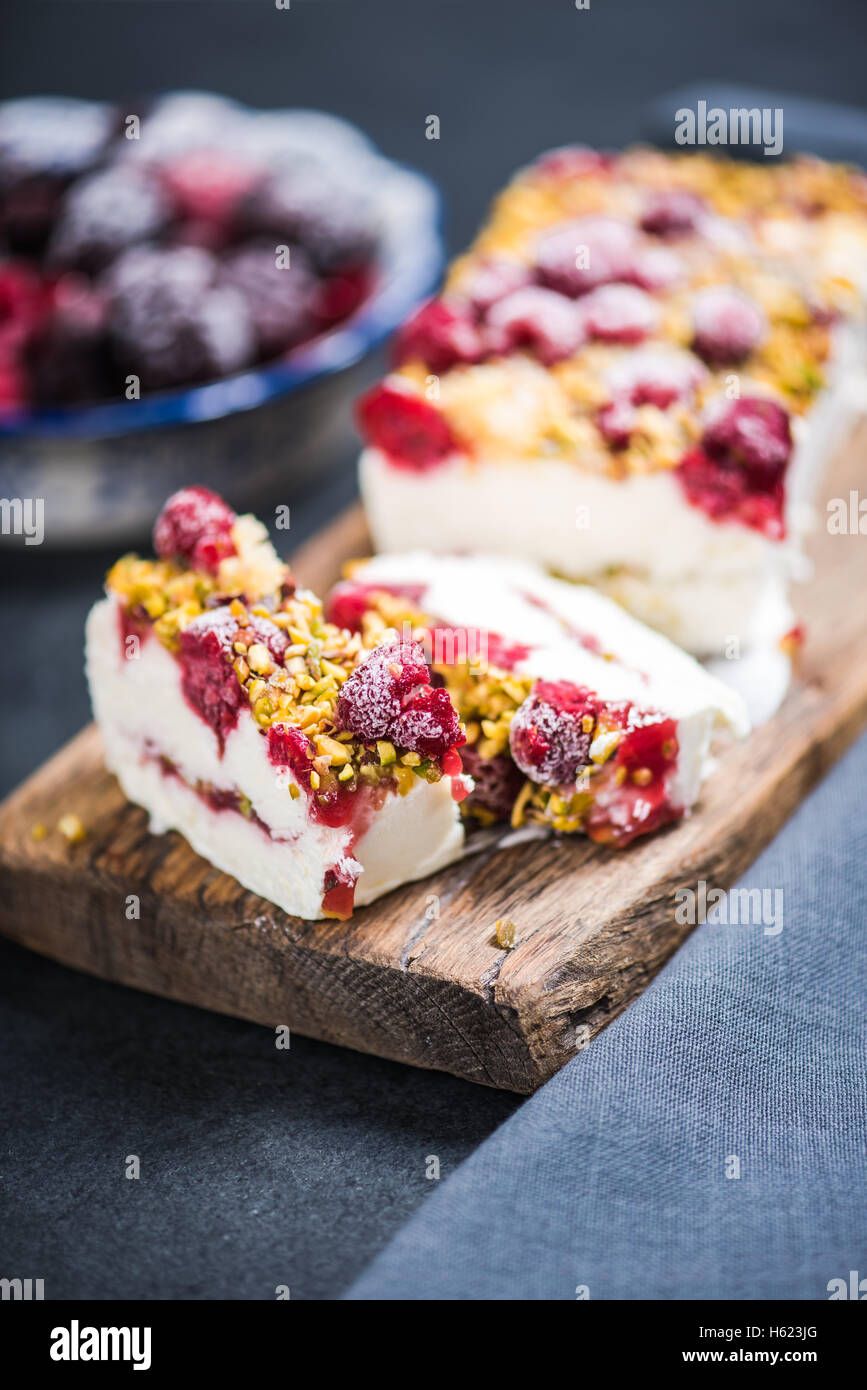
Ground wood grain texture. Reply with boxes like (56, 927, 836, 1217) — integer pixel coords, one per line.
(2, 424, 867, 1092)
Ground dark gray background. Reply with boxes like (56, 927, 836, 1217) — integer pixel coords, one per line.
(1, 0, 865, 1299)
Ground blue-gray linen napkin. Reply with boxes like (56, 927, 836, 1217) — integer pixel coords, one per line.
(346, 732, 867, 1300)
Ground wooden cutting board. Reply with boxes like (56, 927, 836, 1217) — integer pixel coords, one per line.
(2, 425, 867, 1093)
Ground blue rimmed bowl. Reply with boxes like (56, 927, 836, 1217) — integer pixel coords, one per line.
(0, 109, 443, 547)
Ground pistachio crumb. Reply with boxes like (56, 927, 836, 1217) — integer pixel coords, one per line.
(495, 917, 517, 949)
(57, 813, 86, 844)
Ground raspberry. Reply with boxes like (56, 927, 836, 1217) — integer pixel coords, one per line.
(28, 275, 111, 405)
(337, 638, 429, 743)
(597, 397, 637, 448)
(219, 241, 316, 357)
(0, 262, 53, 351)
(605, 348, 706, 410)
(678, 449, 745, 520)
(630, 245, 684, 292)
(702, 396, 792, 489)
(677, 398, 791, 537)
(485, 286, 585, 365)
(267, 721, 315, 784)
(325, 579, 424, 632)
(160, 151, 262, 237)
(580, 283, 658, 344)
(618, 714, 678, 779)
(180, 606, 287, 749)
(533, 146, 613, 180)
(640, 189, 705, 238)
(356, 381, 458, 470)
(178, 610, 247, 751)
(0, 357, 27, 407)
(49, 167, 170, 274)
(691, 286, 766, 364)
(509, 681, 599, 786)
(108, 246, 255, 390)
(459, 744, 524, 819)
(314, 264, 372, 324)
(458, 257, 533, 314)
(393, 297, 484, 374)
(535, 217, 638, 298)
(336, 638, 463, 758)
(391, 684, 464, 758)
(153, 486, 238, 572)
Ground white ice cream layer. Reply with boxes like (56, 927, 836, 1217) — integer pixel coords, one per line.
(85, 595, 464, 919)
(359, 328, 867, 657)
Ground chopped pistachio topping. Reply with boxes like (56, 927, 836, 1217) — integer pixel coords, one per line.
(400, 150, 867, 475)
(106, 524, 459, 805)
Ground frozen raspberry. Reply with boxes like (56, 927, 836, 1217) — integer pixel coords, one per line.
(153, 486, 238, 572)
(640, 190, 705, 238)
(678, 399, 791, 537)
(240, 170, 379, 273)
(392, 297, 484, 374)
(677, 449, 748, 524)
(219, 241, 317, 357)
(336, 638, 430, 740)
(535, 217, 638, 298)
(267, 721, 315, 783)
(178, 611, 245, 751)
(337, 638, 462, 758)
(314, 263, 372, 324)
(391, 685, 464, 758)
(691, 286, 766, 364)
(356, 381, 458, 470)
(533, 146, 613, 180)
(160, 151, 263, 239)
(509, 681, 599, 786)
(597, 397, 637, 448)
(325, 579, 425, 632)
(630, 245, 685, 292)
(108, 246, 255, 390)
(618, 715, 678, 779)
(702, 396, 792, 489)
(460, 744, 525, 819)
(0, 262, 53, 353)
(337, 638, 430, 743)
(485, 286, 585, 364)
(28, 276, 112, 404)
(49, 167, 171, 274)
(179, 607, 286, 751)
(606, 348, 706, 410)
(457, 257, 534, 314)
(0, 357, 27, 408)
(180, 606, 288, 749)
(580, 283, 658, 344)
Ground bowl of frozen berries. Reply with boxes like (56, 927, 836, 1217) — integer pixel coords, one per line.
(0, 92, 442, 545)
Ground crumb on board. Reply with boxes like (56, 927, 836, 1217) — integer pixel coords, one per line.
(30, 822, 47, 841)
(57, 813, 86, 844)
(495, 917, 517, 949)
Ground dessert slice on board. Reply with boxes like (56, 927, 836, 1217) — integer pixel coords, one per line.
(86, 488, 467, 920)
(328, 552, 748, 850)
(357, 146, 867, 658)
